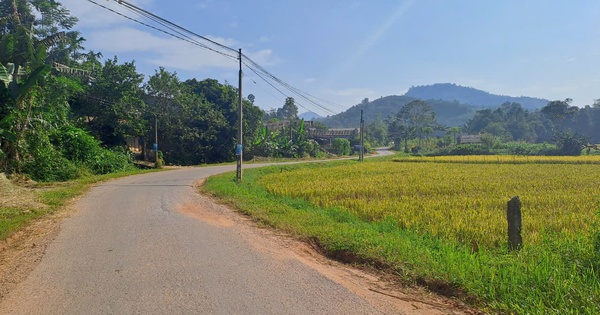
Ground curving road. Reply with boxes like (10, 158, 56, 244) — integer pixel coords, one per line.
(0, 164, 388, 314)
(0, 150, 464, 314)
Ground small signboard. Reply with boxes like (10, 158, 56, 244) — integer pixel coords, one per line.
(153, 143, 158, 151)
(236, 144, 243, 155)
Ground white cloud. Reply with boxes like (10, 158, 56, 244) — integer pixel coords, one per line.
(245, 49, 280, 66)
(86, 27, 280, 72)
(61, 0, 280, 78)
(87, 27, 238, 70)
(62, 0, 155, 28)
(197, 1, 213, 10)
(259, 36, 272, 43)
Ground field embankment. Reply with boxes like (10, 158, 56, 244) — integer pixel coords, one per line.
(202, 156, 600, 314)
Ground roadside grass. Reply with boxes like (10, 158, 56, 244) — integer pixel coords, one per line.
(0, 168, 161, 241)
(201, 158, 600, 314)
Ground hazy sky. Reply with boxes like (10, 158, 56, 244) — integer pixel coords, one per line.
(62, 0, 600, 116)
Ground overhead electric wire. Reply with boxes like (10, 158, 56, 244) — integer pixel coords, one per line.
(244, 54, 346, 110)
(115, 0, 238, 55)
(85, 0, 342, 115)
(242, 56, 338, 115)
(117, 3, 237, 62)
(241, 54, 343, 113)
(242, 69, 285, 106)
(242, 61, 316, 113)
(84, 0, 237, 60)
(242, 60, 335, 115)
(117, 0, 340, 114)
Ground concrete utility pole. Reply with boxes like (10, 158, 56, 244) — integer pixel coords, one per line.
(359, 109, 364, 161)
(236, 49, 243, 181)
(154, 114, 159, 168)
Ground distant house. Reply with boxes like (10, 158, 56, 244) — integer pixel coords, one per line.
(457, 134, 482, 144)
(309, 128, 358, 145)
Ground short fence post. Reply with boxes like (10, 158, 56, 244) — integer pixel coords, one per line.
(507, 196, 523, 251)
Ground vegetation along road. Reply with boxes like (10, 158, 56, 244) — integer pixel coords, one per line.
(0, 156, 473, 314)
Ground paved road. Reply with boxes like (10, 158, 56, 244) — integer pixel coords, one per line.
(0, 159, 391, 314)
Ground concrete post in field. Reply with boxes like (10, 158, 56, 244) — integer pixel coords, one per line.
(507, 196, 522, 251)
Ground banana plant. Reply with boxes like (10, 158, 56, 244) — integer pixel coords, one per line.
(0, 62, 51, 100)
(253, 125, 279, 145)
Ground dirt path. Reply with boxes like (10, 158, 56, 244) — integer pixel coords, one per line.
(0, 163, 482, 314)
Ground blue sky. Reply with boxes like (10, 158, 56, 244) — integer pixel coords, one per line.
(62, 0, 600, 116)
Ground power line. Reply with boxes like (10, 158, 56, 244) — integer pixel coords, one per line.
(84, 0, 237, 60)
(84, 0, 342, 115)
(243, 54, 346, 110)
(115, 0, 238, 55)
(242, 56, 339, 115)
(242, 60, 328, 114)
(242, 69, 285, 106)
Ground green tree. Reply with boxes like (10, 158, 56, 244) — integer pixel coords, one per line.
(553, 131, 586, 156)
(71, 57, 146, 146)
(182, 78, 263, 163)
(366, 117, 388, 147)
(0, 0, 80, 172)
(278, 97, 298, 120)
(387, 100, 437, 152)
(540, 98, 578, 132)
(448, 126, 461, 145)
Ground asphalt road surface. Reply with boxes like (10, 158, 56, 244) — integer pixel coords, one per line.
(0, 153, 400, 315)
(0, 150, 466, 314)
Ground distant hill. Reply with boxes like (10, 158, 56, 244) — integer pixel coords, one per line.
(299, 111, 323, 120)
(404, 83, 549, 109)
(319, 95, 477, 128)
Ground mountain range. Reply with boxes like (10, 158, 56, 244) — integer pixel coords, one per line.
(319, 83, 551, 128)
(404, 83, 549, 110)
(298, 111, 323, 120)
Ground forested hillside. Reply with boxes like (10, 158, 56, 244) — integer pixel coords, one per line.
(405, 83, 549, 109)
(319, 96, 476, 128)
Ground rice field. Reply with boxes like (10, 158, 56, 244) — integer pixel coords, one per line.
(259, 157, 600, 250)
(205, 155, 600, 313)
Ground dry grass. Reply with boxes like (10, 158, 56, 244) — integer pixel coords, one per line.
(0, 173, 46, 211)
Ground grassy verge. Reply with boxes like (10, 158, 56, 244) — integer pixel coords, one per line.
(0, 168, 161, 241)
(201, 159, 600, 314)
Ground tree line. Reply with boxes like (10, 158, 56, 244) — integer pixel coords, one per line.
(0, 0, 273, 181)
(386, 98, 599, 155)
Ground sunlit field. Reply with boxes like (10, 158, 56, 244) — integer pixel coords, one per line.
(205, 156, 600, 314)
(260, 158, 600, 250)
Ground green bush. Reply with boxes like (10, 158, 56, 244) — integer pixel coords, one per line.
(51, 125, 102, 162)
(22, 133, 79, 182)
(86, 148, 132, 174)
(496, 142, 557, 155)
(331, 138, 350, 156)
(432, 144, 490, 156)
(551, 132, 587, 156)
(20, 125, 133, 181)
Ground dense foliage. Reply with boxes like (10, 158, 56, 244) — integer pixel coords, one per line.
(463, 100, 598, 155)
(0, 0, 265, 181)
(387, 100, 437, 152)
